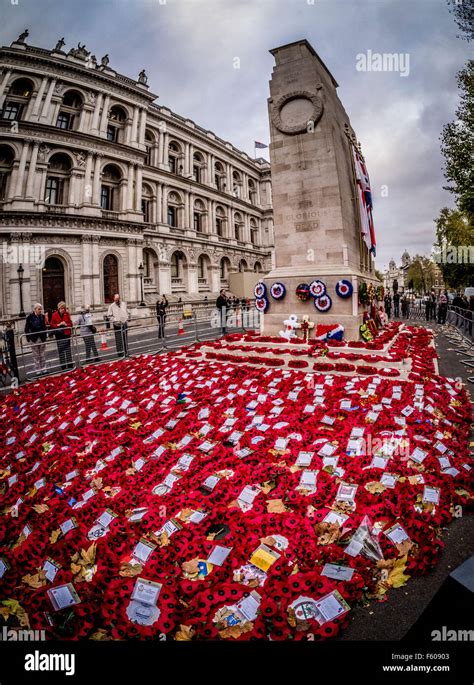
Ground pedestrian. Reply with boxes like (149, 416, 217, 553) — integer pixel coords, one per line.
(384, 293, 392, 319)
(216, 289, 228, 335)
(401, 295, 407, 318)
(50, 301, 73, 370)
(24, 303, 47, 376)
(76, 305, 99, 363)
(437, 291, 448, 324)
(452, 292, 464, 309)
(393, 291, 400, 318)
(156, 294, 168, 339)
(107, 293, 130, 358)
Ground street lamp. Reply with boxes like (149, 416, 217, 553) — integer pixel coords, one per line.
(138, 262, 146, 307)
(17, 264, 26, 318)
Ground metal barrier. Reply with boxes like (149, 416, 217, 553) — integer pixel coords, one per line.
(15, 306, 261, 384)
(446, 306, 473, 341)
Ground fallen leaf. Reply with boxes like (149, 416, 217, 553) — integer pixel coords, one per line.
(267, 499, 287, 514)
(175, 624, 195, 641)
(182, 558, 200, 575)
(49, 529, 61, 544)
(32, 503, 49, 514)
(22, 570, 47, 589)
(365, 481, 387, 494)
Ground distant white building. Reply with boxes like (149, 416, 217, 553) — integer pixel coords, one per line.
(383, 250, 411, 294)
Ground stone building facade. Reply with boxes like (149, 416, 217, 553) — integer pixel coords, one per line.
(0, 34, 273, 319)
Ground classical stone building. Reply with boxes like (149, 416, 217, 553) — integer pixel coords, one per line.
(383, 251, 411, 294)
(0, 33, 273, 319)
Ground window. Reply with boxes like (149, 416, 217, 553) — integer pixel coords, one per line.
(216, 218, 223, 237)
(101, 186, 113, 210)
(103, 254, 119, 304)
(171, 252, 181, 278)
(198, 256, 206, 280)
(193, 165, 201, 183)
(45, 177, 64, 205)
(106, 125, 117, 142)
(167, 206, 177, 227)
(56, 112, 73, 130)
(2, 102, 21, 121)
(141, 199, 150, 222)
(0, 173, 8, 200)
(0, 146, 14, 201)
(194, 212, 202, 232)
(234, 224, 241, 241)
(168, 155, 177, 174)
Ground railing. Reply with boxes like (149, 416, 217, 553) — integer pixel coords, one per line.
(446, 305, 473, 342)
(11, 306, 260, 386)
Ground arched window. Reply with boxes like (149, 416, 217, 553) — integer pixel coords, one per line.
(239, 259, 248, 273)
(170, 251, 187, 291)
(215, 205, 226, 237)
(107, 105, 127, 143)
(232, 170, 242, 198)
(214, 161, 225, 191)
(103, 253, 119, 303)
(2, 77, 34, 121)
(198, 254, 210, 285)
(167, 191, 181, 228)
(45, 153, 72, 205)
(56, 90, 83, 130)
(220, 257, 231, 282)
(254, 261, 262, 273)
(248, 178, 257, 204)
(168, 141, 182, 175)
(193, 151, 205, 183)
(100, 164, 122, 211)
(250, 219, 259, 246)
(143, 247, 159, 286)
(42, 256, 66, 312)
(234, 212, 243, 241)
(144, 130, 155, 166)
(193, 198, 206, 233)
(0, 145, 14, 201)
(141, 183, 153, 222)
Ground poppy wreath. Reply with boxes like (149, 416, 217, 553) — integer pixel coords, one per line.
(335, 280, 353, 299)
(296, 284, 311, 301)
(254, 282, 267, 299)
(0, 337, 472, 641)
(309, 280, 326, 299)
(254, 297, 269, 313)
(314, 295, 332, 312)
(270, 282, 286, 301)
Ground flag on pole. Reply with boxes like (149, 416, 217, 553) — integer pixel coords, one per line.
(254, 141, 268, 149)
(352, 145, 376, 257)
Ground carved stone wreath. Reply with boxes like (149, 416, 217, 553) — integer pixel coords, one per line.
(270, 90, 324, 135)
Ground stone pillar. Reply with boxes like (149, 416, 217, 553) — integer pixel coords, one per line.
(90, 92, 103, 133)
(127, 238, 138, 303)
(208, 199, 215, 234)
(188, 191, 194, 230)
(83, 151, 94, 205)
(99, 94, 110, 136)
(39, 78, 56, 120)
(158, 258, 171, 294)
(156, 183, 162, 223)
(209, 264, 220, 292)
(13, 141, 30, 198)
(31, 77, 48, 120)
(135, 165, 143, 212)
(92, 154, 102, 206)
(183, 192, 189, 229)
(126, 163, 135, 211)
(69, 169, 82, 207)
(0, 69, 12, 109)
(160, 131, 168, 167)
(207, 153, 214, 186)
(131, 107, 139, 144)
(25, 142, 39, 198)
(138, 108, 146, 147)
(187, 262, 199, 294)
(81, 235, 93, 307)
(161, 184, 167, 224)
(91, 236, 101, 306)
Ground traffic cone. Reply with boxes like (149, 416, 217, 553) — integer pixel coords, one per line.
(100, 333, 109, 350)
(178, 320, 184, 336)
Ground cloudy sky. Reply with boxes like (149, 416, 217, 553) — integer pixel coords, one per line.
(2, 0, 470, 270)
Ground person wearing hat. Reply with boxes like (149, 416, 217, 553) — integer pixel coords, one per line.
(24, 303, 48, 375)
(76, 305, 99, 363)
(50, 301, 73, 370)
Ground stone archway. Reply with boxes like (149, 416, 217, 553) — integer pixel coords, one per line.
(42, 256, 65, 313)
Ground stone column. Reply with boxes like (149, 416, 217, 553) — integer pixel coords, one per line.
(187, 262, 199, 294)
(90, 92, 103, 133)
(127, 238, 138, 303)
(91, 236, 101, 306)
(126, 163, 135, 211)
(13, 141, 30, 198)
(160, 131, 168, 166)
(183, 192, 189, 229)
(99, 94, 110, 136)
(161, 184, 167, 224)
(256, 181, 261, 207)
(226, 163, 232, 193)
(227, 206, 233, 239)
(131, 107, 139, 144)
(158, 258, 171, 294)
(156, 183, 162, 223)
(81, 235, 93, 307)
(25, 141, 39, 198)
(0, 69, 12, 109)
(138, 108, 146, 147)
(31, 77, 48, 120)
(188, 192, 194, 230)
(40, 78, 56, 120)
(188, 142, 193, 177)
(92, 154, 102, 206)
(208, 199, 215, 234)
(207, 153, 214, 186)
(69, 169, 82, 207)
(135, 165, 143, 212)
(83, 151, 94, 205)
(209, 264, 220, 292)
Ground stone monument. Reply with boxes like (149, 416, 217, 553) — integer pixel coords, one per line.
(262, 40, 379, 340)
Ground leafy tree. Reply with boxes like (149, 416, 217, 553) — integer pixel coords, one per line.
(374, 268, 384, 282)
(447, 0, 474, 41)
(407, 256, 439, 294)
(440, 60, 474, 218)
(434, 207, 474, 287)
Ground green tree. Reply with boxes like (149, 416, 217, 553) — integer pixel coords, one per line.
(407, 256, 438, 294)
(440, 60, 474, 218)
(434, 207, 474, 287)
(447, 0, 474, 41)
(374, 268, 383, 282)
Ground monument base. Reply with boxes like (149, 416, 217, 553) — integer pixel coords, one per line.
(261, 269, 380, 342)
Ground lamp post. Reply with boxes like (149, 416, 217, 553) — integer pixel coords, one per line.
(138, 262, 146, 307)
(17, 264, 26, 318)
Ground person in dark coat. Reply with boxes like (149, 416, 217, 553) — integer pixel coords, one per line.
(50, 301, 74, 370)
(216, 289, 229, 335)
(156, 294, 169, 338)
(24, 303, 48, 375)
(384, 293, 392, 319)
